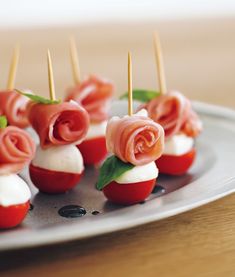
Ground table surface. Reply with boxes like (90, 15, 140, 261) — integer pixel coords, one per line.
(0, 17, 235, 277)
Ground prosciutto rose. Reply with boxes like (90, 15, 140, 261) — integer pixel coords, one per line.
(65, 75, 114, 123)
(140, 91, 202, 139)
(106, 110, 164, 166)
(0, 126, 36, 175)
(0, 90, 30, 128)
(28, 101, 89, 149)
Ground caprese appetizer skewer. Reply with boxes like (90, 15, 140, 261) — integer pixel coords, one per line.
(19, 50, 89, 194)
(125, 33, 202, 175)
(65, 37, 114, 165)
(0, 115, 35, 229)
(0, 46, 31, 129)
(149, 33, 202, 175)
(96, 53, 164, 205)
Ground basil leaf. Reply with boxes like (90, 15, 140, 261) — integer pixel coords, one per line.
(0, 116, 7, 129)
(16, 89, 61, 105)
(96, 155, 135, 190)
(120, 89, 160, 103)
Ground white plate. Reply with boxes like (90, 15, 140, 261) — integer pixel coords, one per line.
(0, 101, 235, 251)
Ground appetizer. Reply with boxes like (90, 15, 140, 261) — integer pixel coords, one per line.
(96, 53, 164, 205)
(0, 116, 35, 229)
(0, 46, 31, 129)
(141, 91, 202, 175)
(122, 33, 202, 175)
(24, 51, 90, 194)
(65, 37, 114, 165)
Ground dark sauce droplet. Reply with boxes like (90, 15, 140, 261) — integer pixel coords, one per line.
(29, 203, 34, 211)
(92, 211, 100, 215)
(139, 201, 146, 205)
(58, 205, 86, 218)
(152, 185, 166, 195)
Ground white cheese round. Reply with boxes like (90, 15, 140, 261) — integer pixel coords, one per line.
(163, 134, 194, 156)
(0, 174, 31, 207)
(32, 145, 84, 174)
(115, 162, 158, 184)
(86, 121, 107, 140)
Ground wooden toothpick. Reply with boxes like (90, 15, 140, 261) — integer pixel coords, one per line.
(128, 52, 133, 116)
(7, 45, 20, 90)
(69, 36, 81, 85)
(154, 32, 167, 95)
(47, 49, 56, 101)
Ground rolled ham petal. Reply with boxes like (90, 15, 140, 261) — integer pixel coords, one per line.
(0, 90, 30, 128)
(0, 126, 36, 174)
(182, 109, 203, 137)
(28, 102, 89, 149)
(106, 110, 164, 166)
(140, 91, 202, 139)
(65, 75, 114, 123)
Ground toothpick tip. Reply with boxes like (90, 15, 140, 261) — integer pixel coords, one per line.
(127, 51, 133, 116)
(6, 44, 20, 90)
(69, 35, 81, 85)
(153, 30, 167, 95)
(47, 49, 56, 101)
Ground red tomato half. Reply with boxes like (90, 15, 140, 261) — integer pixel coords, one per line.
(103, 179, 156, 205)
(77, 136, 107, 165)
(29, 164, 83, 194)
(156, 148, 196, 176)
(0, 201, 30, 229)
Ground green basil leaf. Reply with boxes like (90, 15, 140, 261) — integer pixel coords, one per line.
(120, 89, 160, 103)
(16, 89, 61, 105)
(0, 115, 7, 129)
(96, 155, 135, 190)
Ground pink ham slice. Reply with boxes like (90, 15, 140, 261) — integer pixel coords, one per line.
(106, 112, 164, 166)
(65, 75, 114, 123)
(182, 109, 203, 138)
(0, 126, 36, 174)
(28, 101, 89, 149)
(0, 90, 30, 128)
(140, 91, 202, 139)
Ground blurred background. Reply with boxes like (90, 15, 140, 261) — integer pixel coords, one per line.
(0, 0, 235, 107)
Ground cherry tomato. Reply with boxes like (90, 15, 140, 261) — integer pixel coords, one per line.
(29, 164, 83, 194)
(156, 148, 196, 176)
(103, 178, 156, 205)
(77, 136, 107, 165)
(0, 201, 30, 229)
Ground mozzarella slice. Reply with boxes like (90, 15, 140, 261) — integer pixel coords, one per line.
(115, 162, 158, 184)
(32, 145, 84, 174)
(163, 134, 194, 156)
(0, 174, 31, 207)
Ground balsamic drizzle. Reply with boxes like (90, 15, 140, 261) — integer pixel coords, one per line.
(58, 205, 86, 218)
